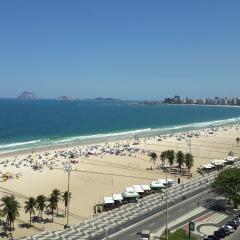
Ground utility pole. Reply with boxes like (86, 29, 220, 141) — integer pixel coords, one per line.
(65, 156, 72, 227)
(186, 137, 192, 154)
(165, 165, 169, 240)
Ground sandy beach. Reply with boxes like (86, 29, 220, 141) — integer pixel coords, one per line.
(0, 124, 240, 239)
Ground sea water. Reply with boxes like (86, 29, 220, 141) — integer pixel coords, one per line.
(0, 99, 240, 153)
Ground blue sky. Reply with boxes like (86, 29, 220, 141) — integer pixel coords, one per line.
(0, 0, 240, 100)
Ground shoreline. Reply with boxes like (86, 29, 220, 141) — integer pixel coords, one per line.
(1, 118, 240, 158)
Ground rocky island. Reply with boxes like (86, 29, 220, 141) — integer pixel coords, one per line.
(17, 91, 37, 99)
(57, 96, 73, 101)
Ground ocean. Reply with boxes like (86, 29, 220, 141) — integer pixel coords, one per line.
(1, 99, 240, 154)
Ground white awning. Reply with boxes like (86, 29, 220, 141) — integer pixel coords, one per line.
(211, 159, 226, 166)
(133, 185, 144, 193)
(122, 191, 140, 198)
(125, 186, 135, 192)
(226, 156, 238, 162)
(112, 194, 123, 201)
(202, 164, 214, 169)
(167, 179, 174, 184)
(150, 181, 164, 188)
(158, 179, 167, 184)
(141, 184, 151, 191)
(104, 197, 114, 204)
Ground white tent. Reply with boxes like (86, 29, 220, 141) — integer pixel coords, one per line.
(226, 156, 238, 162)
(133, 185, 144, 193)
(140, 184, 151, 191)
(122, 191, 140, 198)
(202, 163, 215, 169)
(150, 181, 164, 189)
(211, 159, 226, 166)
(125, 186, 135, 192)
(112, 194, 123, 201)
(104, 197, 114, 204)
(158, 179, 167, 184)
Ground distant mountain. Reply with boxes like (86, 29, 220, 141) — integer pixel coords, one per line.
(95, 97, 121, 101)
(17, 91, 37, 99)
(57, 96, 73, 101)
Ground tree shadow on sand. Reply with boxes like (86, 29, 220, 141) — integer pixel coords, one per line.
(18, 223, 31, 229)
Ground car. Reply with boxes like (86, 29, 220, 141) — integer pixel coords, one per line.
(217, 229, 226, 237)
(214, 230, 224, 238)
(139, 229, 150, 240)
(220, 227, 230, 236)
(223, 225, 234, 233)
(207, 235, 220, 240)
(227, 221, 238, 230)
(232, 218, 240, 225)
(231, 219, 240, 226)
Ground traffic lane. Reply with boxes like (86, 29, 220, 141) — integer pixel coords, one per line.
(111, 191, 214, 240)
(227, 228, 240, 240)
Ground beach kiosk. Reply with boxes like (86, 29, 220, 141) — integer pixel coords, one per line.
(112, 194, 123, 206)
(167, 178, 175, 187)
(133, 185, 144, 197)
(150, 181, 164, 192)
(211, 159, 226, 169)
(122, 190, 140, 203)
(226, 156, 239, 165)
(201, 163, 215, 172)
(103, 197, 115, 210)
(140, 184, 152, 195)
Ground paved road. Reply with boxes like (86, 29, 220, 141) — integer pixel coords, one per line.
(227, 228, 240, 240)
(108, 190, 215, 240)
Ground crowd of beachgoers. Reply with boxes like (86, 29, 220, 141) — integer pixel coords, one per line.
(0, 123, 239, 181)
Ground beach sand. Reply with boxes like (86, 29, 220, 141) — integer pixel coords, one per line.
(0, 124, 240, 239)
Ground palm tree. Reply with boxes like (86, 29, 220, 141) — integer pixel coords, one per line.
(160, 151, 167, 165)
(236, 137, 240, 147)
(1, 195, 21, 230)
(51, 189, 61, 215)
(24, 197, 36, 227)
(148, 152, 157, 168)
(62, 191, 72, 217)
(36, 195, 47, 221)
(176, 151, 184, 174)
(47, 195, 57, 222)
(185, 153, 194, 177)
(166, 150, 175, 168)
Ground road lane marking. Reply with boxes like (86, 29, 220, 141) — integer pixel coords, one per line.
(148, 223, 155, 227)
(130, 232, 136, 237)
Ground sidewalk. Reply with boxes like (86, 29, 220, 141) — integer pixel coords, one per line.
(152, 207, 206, 238)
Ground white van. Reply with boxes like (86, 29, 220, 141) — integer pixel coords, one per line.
(141, 230, 150, 240)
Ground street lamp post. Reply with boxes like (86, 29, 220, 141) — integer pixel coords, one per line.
(165, 165, 169, 240)
(185, 137, 192, 154)
(65, 157, 72, 227)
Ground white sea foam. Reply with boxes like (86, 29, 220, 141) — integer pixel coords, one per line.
(53, 128, 152, 144)
(0, 140, 41, 149)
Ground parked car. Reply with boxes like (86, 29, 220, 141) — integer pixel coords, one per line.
(223, 225, 234, 233)
(231, 218, 240, 226)
(227, 221, 238, 230)
(220, 227, 230, 236)
(216, 229, 226, 237)
(207, 235, 220, 240)
(214, 230, 224, 238)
